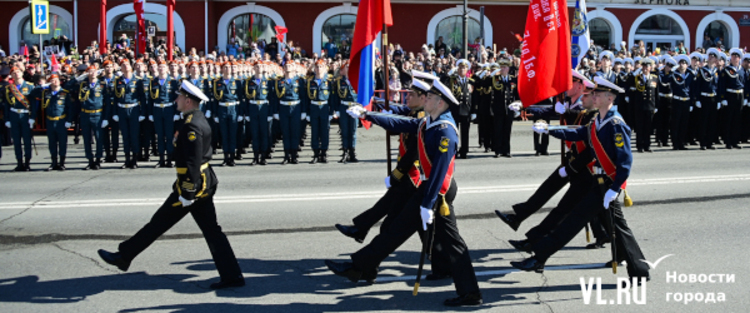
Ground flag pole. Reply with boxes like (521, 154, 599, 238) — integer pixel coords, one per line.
(382, 1, 392, 174)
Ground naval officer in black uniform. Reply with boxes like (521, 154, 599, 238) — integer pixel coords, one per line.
(97, 81, 244, 290)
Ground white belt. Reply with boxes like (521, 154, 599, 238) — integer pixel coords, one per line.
(342, 101, 358, 107)
(700, 92, 716, 97)
(249, 100, 268, 105)
(154, 102, 173, 108)
(10, 108, 29, 114)
(280, 100, 300, 106)
(118, 103, 139, 108)
(659, 93, 672, 98)
(311, 100, 327, 106)
(672, 95, 690, 101)
(726, 89, 743, 94)
(219, 101, 238, 107)
(592, 166, 604, 175)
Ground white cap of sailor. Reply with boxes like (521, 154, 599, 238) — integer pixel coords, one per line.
(456, 59, 470, 67)
(707, 47, 722, 59)
(690, 51, 703, 61)
(744, 53, 750, 61)
(623, 58, 634, 65)
(648, 55, 659, 64)
(572, 70, 596, 89)
(429, 78, 459, 105)
(634, 56, 642, 63)
(674, 54, 690, 65)
(412, 69, 439, 84)
(664, 56, 678, 67)
(614, 58, 623, 65)
(720, 52, 729, 62)
(729, 48, 744, 58)
(599, 50, 614, 62)
(593, 76, 625, 94)
(410, 78, 432, 93)
(177, 80, 209, 102)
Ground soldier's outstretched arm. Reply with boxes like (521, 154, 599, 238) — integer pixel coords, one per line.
(364, 112, 419, 134)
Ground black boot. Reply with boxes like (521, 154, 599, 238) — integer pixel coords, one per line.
(84, 159, 94, 170)
(249, 153, 258, 166)
(281, 150, 290, 165)
(154, 155, 164, 168)
(221, 154, 229, 166)
(121, 153, 131, 169)
(227, 153, 236, 166)
(320, 149, 328, 163)
(59, 156, 66, 171)
(93, 158, 101, 170)
(166, 154, 174, 168)
(48, 157, 58, 171)
(259, 154, 267, 165)
(339, 149, 348, 163)
(104, 151, 113, 163)
(291, 151, 299, 164)
(235, 150, 243, 160)
(23, 157, 31, 171)
(310, 150, 319, 164)
(112, 149, 119, 163)
(347, 148, 359, 163)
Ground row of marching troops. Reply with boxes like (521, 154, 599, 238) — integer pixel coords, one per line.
(1, 57, 363, 171)
(586, 47, 750, 152)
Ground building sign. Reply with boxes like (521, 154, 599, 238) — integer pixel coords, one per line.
(632, 0, 689, 4)
(30, 0, 49, 35)
(587, 0, 735, 5)
(740, 15, 750, 27)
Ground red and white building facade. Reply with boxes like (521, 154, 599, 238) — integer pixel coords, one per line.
(1, 0, 748, 57)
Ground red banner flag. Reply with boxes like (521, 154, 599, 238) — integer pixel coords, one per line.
(100, 0, 107, 55)
(166, 0, 175, 60)
(517, 0, 572, 107)
(274, 26, 288, 43)
(134, 0, 147, 55)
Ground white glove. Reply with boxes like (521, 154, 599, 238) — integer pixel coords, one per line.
(722, 100, 728, 107)
(306, 116, 311, 122)
(695, 101, 702, 108)
(532, 121, 548, 134)
(273, 113, 280, 120)
(554, 101, 566, 114)
(267, 116, 273, 122)
(214, 117, 220, 123)
(175, 115, 181, 122)
(205, 110, 212, 118)
(385, 176, 391, 189)
(328, 115, 334, 121)
(148, 115, 154, 122)
(346, 106, 367, 119)
(514, 110, 521, 118)
(603, 189, 618, 210)
(101, 120, 109, 128)
(420, 206, 434, 231)
(237, 116, 243, 122)
(471, 114, 477, 121)
(558, 166, 568, 178)
(744, 99, 749, 106)
(139, 116, 146, 122)
(717, 102, 722, 110)
(625, 96, 630, 103)
(112, 115, 119, 122)
(333, 112, 340, 119)
(508, 102, 523, 112)
(690, 106, 693, 112)
(654, 108, 658, 114)
(64, 122, 72, 128)
(4, 121, 9, 128)
(383, 109, 393, 115)
(301, 113, 307, 121)
(178, 196, 195, 208)
(29, 119, 35, 129)
(245, 116, 250, 122)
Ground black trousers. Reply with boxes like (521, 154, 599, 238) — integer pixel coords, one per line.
(742, 106, 750, 143)
(525, 171, 592, 243)
(456, 115, 471, 156)
(493, 113, 513, 155)
(655, 98, 671, 145)
(699, 96, 718, 148)
(532, 179, 649, 278)
(723, 93, 744, 147)
(634, 109, 654, 150)
(514, 167, 569, 222)
(102, 121, 120, 157)
(533, 118, 550, 153)
(688, 106, 701, 144)
(118, 192, 243, 281)
(479, 111, 494, 149)
(670, 99, 691, 149)
(352, 179, 418, 238)
(351, 180, 480, 296)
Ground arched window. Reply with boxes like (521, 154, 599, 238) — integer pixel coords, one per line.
(703, 21, 728, 49)
(21, 13, 70, 47)
(636, 15, 683, 36)
(228, 13, 277, 48)
(113, 13, 166, 47)
(434, 16, 481, 53)
(589, 18, 611, 49)
(321, 14, 355, 59)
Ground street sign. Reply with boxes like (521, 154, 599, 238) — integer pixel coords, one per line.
(30, 0, 50, 35)
(148, 26, 156, 37)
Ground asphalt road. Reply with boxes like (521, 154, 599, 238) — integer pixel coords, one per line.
(1, 122, 749, 312)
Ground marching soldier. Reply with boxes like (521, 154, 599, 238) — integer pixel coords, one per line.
(515, 77, 650, 284)
(303, 60, 334, 164)
(687, 53, 705, 146)
(655, 57, 675, 147)
(477, 63, 495, 152)
(148, 61, 181, 168)
(73, 66, 109, 170)
(669, 55, 695, 150)
(37, 74, 70, 171)
(114, 60, 146, 169)
(98, 81, 245, 290)
(326, 78, 482, 306)
(101, 60, 120, 163)
(742, 54, 750, 143)
(696, 49, 721, 150)
(617, 59, 633, 125)
(445, 59, 476, 159)
(243, 61, 273, 165)
(332, 62, 359, 163)
(235, 62, 248, 161)
(212, 62, 242, 166)
(718, 48, 746, 149)
(629, 58, 659, 152)
(491, 58, 519, 158)
(2, 66, 36, 171)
